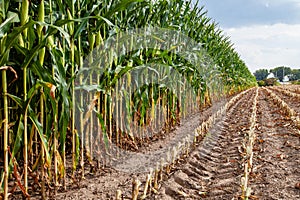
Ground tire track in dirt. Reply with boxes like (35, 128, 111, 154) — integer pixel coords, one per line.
(152, 89, 256, 199)
(248, 88, 300, 199)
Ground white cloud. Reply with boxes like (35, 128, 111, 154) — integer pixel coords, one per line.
(200, 0, 300, 28)
(262, 0, 300, 7)
(224, 23, 300, 72)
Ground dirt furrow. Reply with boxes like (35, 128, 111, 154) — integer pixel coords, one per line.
(152, 89, 256, 199)
(248, 89, 300, 199)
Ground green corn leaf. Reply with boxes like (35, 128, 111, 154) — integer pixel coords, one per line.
(27, 21, 36, 49)
(74, 16, 114, 39)
(59, 108, 69, 152)
(30, 62, 55, 83)
(0, 19, 35, 66)
(95, 111, 110, 151)
(9, 115, 24, 170)
(75, 130, 80, 169)
(104, 0, 145, 19)
(7, 91, 51, 168)
(13, 42, 29, 56)
(21, 21, 72, 70)
(0, 11, 19, 38)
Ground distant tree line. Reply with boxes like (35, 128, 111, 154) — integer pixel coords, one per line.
(254, 66, 300, 82)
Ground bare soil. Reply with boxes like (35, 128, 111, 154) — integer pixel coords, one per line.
(249, 88, 300, 199)
(150, 88, 300, 200)
(151, 87, 256, 199)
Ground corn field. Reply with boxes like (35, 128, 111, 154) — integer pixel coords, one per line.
(0, 0, 257, 199)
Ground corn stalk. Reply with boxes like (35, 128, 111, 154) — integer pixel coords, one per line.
(20, 0, 29, 192)
(1, 67, 8, 200)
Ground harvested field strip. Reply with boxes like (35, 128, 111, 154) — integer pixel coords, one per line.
(268, 86, 300, 116)
(152, 89, 257, 199)
(121, 89, 252, 199)
(278, 85, 300, 94)
(263, 87, 300, 129)
(272, 86, 300, 99)
(249, 88, 300, 199)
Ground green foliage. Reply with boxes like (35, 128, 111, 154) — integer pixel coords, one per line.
(257, 80, 265, 87)
(291, 80, 300, 85)
(254, 69, 269, 81)
(290, 69, 300, 81)
(255, 66, 300, 83)
(270, 66, 292, 82)
(258, 78, 279, 87)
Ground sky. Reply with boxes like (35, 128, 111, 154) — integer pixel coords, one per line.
(195, 0, 300, 73)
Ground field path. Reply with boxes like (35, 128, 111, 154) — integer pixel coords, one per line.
(249, 88, 300, 199)
(152, 87, 300, 199)
(152, 88, 256, 199)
